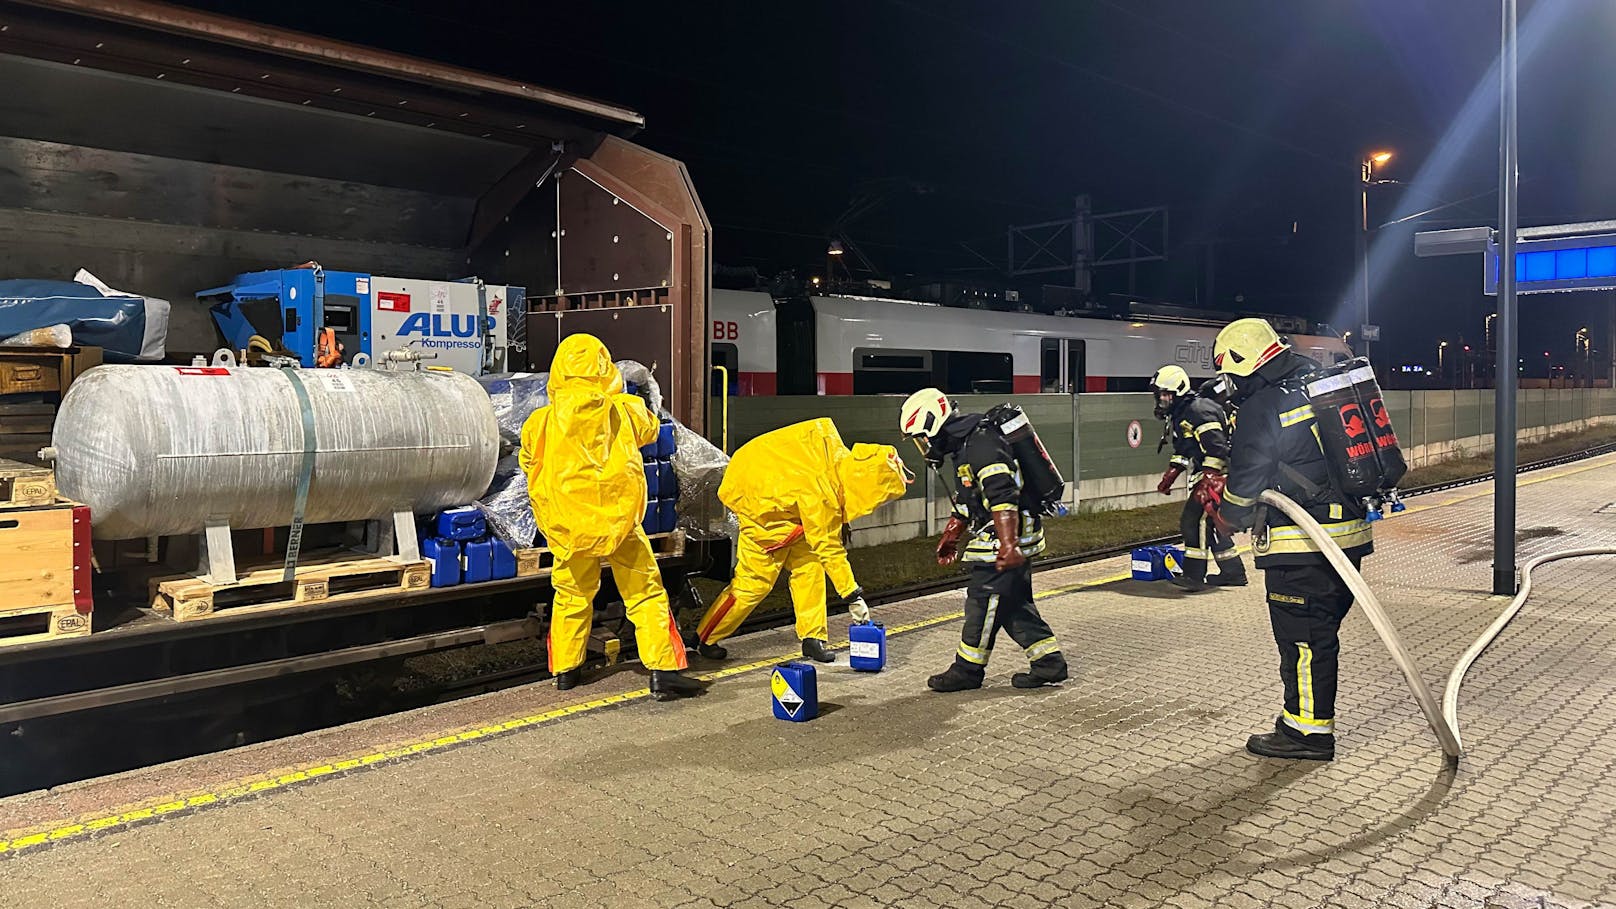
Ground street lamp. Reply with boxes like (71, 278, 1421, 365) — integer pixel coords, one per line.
(1359, 150, 1394, 370)
(1438, 339, 1449, 379)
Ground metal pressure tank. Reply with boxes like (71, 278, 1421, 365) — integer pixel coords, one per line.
(52, 365, 499, 539)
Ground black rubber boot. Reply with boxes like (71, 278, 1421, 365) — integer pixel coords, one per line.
(554, 669, 582, 691)
(697, 642, 728, 660)
(1170, 574, 1208, 592)
(650, 670, 706, 702)
(1208, 556, 1248, 587)
(1246, 718, 1334, 761)
(927, 662, 985, 693)
(801, 638, 835, 663)
(1012, 653, 1069, 689)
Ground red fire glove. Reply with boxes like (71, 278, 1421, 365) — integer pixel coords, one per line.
(1206, 503, 1237, 538)
(992, 510, 1027, 571)
(935, 516, 966, 566)
(1192, 469, 1226, 507)
(1156, 464, 1184, 496)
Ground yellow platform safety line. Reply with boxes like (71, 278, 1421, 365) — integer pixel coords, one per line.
(5, 453, 1610, 858)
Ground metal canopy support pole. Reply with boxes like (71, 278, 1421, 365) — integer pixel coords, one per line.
(1494, 0, 1520, 596)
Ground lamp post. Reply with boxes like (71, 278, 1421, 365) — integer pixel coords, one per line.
(1438, 340, 1449, 381)
(1359, 150, 1394, 369)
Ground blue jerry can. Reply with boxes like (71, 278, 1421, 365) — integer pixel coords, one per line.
(657, 499, 678, 534)
(771, 662, 819, 722)
(656, 421, 677, 458)
(421, 537, 462, 587)
(644, 462, 660, 497)
(643, 499, 659, 535)
(1130, 546, 1186, 581)
(435, 505, 485, 541)
(490, 538, 517, 581)
(849, 622, 887, 672)
(463, 538, 495, 584)
(657, 461, 678, 500)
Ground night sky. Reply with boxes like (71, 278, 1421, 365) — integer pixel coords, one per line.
(186, 0, 1616, 375)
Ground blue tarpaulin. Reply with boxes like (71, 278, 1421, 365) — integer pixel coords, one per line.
(0, 279, 150, 361)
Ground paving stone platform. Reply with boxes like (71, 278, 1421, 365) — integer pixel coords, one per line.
(3, 455, 1615, 909)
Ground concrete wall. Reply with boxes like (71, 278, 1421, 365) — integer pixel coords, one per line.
(712, 388, 1616, 548)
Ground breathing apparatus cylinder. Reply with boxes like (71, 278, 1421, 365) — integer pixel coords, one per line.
(984, 404, 1066, 515)
(1302, 357, 1408, 518)
(1347, 360, 1408, 491)
(1303, 363, 1382, 499)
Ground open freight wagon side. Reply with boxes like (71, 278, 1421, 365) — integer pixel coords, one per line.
(0, 0, 723, 793)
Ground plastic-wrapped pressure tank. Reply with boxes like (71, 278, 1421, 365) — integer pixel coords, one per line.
(53, 365, 499, 539)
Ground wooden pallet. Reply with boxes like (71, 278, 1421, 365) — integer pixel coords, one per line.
(0, 458, 56, 507)
(0, 602, 90, 648)
(514, 529, 686, 579)
(151, 553, 431, 622)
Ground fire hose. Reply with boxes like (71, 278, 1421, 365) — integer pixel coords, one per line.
(1257, 490, 1616, 762)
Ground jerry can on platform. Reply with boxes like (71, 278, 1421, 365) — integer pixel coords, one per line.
(1130, 546, 1185, 581)
(770, 661, 818, 722)
(848, 622, 887, 672)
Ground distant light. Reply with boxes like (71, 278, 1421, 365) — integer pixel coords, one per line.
(1371, 151, 1394, 165)
(1129, 322, 1146, 329)
(827, 239, 845, 256)
(810, 276, 822, 285)
(1463, 346, 1470, 352)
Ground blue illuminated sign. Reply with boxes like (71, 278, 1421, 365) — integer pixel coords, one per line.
(1487, 233, 1616, 294)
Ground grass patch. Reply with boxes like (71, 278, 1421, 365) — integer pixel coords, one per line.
(1400, 424, 1616, 489)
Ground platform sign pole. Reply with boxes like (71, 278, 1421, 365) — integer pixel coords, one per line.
(1493, 0, 1520, 596)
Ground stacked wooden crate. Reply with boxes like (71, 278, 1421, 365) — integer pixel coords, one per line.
(0, 460, 93, 646)
(0, 346, 102, 464)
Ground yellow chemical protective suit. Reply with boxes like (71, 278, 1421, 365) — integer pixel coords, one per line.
(520, 333, 687, 675)
(696, 418, 908, 646)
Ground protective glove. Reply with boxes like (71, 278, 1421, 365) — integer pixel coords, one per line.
(935, 515, 966, 566)
(847, 596, 871, 624)
(1206, 503, 1237, 538)
(1157, 464, 1185, 496)
(1191, 469, 1227, 508)
(992, 509, 1027, 571)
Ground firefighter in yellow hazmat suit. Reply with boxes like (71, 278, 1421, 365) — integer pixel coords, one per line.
(694, 418, 911, 662)
(520, 333, 703, 701)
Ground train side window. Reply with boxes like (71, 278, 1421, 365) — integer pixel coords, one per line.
(853, 347, 933, 395)
(940, 350, 1012, 395)
(711, 343, 738, 395)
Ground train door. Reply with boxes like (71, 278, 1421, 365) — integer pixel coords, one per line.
(775, 295, 817, 395)
(1040, 338, 1087, 393)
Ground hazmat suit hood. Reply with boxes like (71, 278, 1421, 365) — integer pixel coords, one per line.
(836, 443, 909, 522)
(519, 333, 659, 561)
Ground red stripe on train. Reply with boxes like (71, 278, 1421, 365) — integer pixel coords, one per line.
(1086, 375, 1108, 392)
(735, 371, 776, 396)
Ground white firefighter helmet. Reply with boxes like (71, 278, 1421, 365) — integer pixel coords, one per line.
(899, 387, 953, 438)
(1213, 318, 1289, 377)
(1150, 365, 1192, 396)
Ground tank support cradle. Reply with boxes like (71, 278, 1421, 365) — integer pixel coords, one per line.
(194, 509, 421, 585)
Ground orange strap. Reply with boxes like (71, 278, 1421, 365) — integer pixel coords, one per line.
(764, 526, 806, 553)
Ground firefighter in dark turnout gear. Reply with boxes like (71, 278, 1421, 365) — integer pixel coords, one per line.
(900, 388, 1068, 692)
(1213, 319, 1373, 761)
(1150, 364, 1248, 592)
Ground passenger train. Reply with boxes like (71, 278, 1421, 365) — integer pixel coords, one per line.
(708, 289, 1352, 397)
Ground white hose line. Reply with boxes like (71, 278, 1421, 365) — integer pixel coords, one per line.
(1440, 546, 1616, 755)
(1257, 491, 1464, 759)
